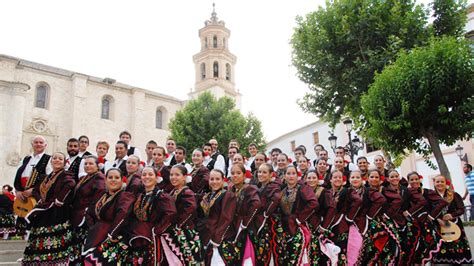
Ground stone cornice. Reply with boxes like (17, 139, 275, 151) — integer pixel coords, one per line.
(0, 80, 30, 94)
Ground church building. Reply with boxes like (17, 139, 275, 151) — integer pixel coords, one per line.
(0, 5, 239, 185)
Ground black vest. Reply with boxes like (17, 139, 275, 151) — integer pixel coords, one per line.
(127, 147, 135, 156)
(14, 154, 51, 191)
(69, 156, 83, 181)
(206, 152, 221, 171)
(114, 159, 128, 176)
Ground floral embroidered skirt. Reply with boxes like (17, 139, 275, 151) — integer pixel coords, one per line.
(22, 221, 75, 265)
(69, 224, 88, 264)
(83, 236, 130, 266)
(274, 223, 305, 265)
(125, 238, 155, 265)
(357, 218, 400, 265)
(415, 221, 442, 264)
(214, 235, 244, 265)
(250, 218, 274, 266)
(164, 226, 203, 264)
(433, 220, 473, 264)
(329, 224, 348, 266)
(0, 213, 16, 236)
(399, 220, 421, 265)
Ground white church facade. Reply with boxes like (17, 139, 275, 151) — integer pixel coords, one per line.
(0, 6, 239, 186)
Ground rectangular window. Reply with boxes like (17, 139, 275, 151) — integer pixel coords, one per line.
(313, 131, 319, 145)
(290, 140, 296, 151)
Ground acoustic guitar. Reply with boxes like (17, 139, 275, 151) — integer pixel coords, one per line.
(13, 197, 37, 218)
(439, 220, 461, 242)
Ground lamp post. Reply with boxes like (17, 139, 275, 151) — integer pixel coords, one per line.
(455, 144, 464, 161)
(328, 118, 364, 163)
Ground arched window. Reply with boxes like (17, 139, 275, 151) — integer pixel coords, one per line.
(101, 95, 113, 120)
(200, 63, 206, 80)
(156, 109, 163, 129)
(213, 61, 219, 78)
(35, 82, 49, 109)
(223, 37, 226, 49)
(156, 107, 167, 129)
(226, 63, 231, 81)
(213, 35, 217, 48)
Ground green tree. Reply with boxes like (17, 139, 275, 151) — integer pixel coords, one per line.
(432, 0, 467, 38)
(361, 37, 474, 181)
(169, 92, 266, 158)
(291, 0, 428, 126)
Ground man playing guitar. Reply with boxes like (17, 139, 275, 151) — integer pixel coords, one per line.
(13, 135, 52, 235)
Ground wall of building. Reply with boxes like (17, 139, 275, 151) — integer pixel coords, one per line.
(0, 55, 183, 186)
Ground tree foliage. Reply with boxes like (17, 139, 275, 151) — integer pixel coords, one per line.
(169, 92, 266, 158)
(291, 0, 429, 125)
(432, 0, 467, 38)
(361, 37, 474, 179)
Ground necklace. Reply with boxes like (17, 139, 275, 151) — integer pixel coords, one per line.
(95, 191, 120, 219)
(39, 170, 64, 201)
(280, 185, 298, 215)
(134, 189, 158, 221)
(200, 190, 223, 217)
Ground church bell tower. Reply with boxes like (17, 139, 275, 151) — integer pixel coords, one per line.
(189, 4, 241, 109)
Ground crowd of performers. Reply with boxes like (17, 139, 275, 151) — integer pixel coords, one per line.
(0, 132, 472, 265)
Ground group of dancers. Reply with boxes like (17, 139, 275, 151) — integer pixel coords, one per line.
(0, 132, 472, 265)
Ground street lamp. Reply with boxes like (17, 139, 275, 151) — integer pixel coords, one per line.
(328, 119, 364, 163)
(328, 133, 338, 151)
(455, 144, 464, 160)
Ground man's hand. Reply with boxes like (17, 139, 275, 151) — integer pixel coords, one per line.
(442, 213, 453, 221)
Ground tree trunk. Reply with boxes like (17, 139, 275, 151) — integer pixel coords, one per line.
(426, 132, 452, 181)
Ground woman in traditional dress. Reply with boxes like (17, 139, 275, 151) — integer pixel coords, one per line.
(383, 169, 425, 265)
(70, 155, 106, 263)
(305, 170, 336, 265)
(124, 155, 143, 195)
(252, 163, 282, 265)
(275, 153, 289, 181)
(163, 165, 203, 265)
(329, 169, 362, 266)
(126, 166, 177, 265)
(250, 153, 267, 185)
(408, 171, 448, 265)
(297, 156, 310, 181)
(189, 149, 210, 202)
(225, 163, 261, 265)
(275, 165, 318, 265)
(151, 146, 173, 193)
(22, 152, 76, 265)
(0, 185, 15, 239)
(432, 174, 473, 264)
(333, 156, 350, 185)
(82, 168, 135, 265)
(358, 169, 400, 265)
(196, 169, 237, 265)
(314, 158, 331, 188)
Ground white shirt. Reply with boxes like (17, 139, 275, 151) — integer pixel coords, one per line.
(65, 155, 86, 178)
(176, 161, 193, 173)
(164, 152, 175, 166)
(20, 152, 53, 178)
(212, 153, 226, 173)
(146, 158, 154, 167)
(129, 147, 142, 161)
(246, 156, 255, 169)
(104, 155, 129, 173)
